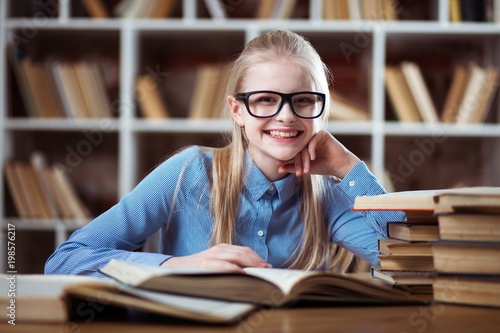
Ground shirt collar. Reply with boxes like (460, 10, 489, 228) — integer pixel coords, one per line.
(244, 152, 300, 202)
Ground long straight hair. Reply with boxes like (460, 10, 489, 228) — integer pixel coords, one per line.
(211, 29, 333, 270)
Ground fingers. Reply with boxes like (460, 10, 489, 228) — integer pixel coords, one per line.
(163, 244, 272, 273)
(212, 244, 272, 269)
(276, 131, 331, 176)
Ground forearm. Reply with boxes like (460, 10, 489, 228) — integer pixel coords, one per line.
(45, 242, 170, 277)
(45, 194, 170, 277)
(336, 161, 405, 237)
(328, 162, 405, 266)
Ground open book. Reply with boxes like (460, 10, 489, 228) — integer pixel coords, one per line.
(99, 259, 430, 306)
(0, 273, 255, 324)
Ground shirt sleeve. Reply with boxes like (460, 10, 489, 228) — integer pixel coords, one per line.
(44, 146, 202, 277)
(327, 161, 405, 266)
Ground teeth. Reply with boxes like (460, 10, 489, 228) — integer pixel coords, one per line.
(269, 130, 298, 138)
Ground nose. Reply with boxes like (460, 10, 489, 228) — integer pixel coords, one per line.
(275, 101, 296, 123)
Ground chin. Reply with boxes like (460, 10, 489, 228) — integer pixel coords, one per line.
(273, 151, 302, 162)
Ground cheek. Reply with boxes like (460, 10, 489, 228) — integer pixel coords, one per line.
(241, 115, 267, 131)
(311, 119, 323, 133)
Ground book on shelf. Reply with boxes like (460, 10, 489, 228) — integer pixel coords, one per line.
(442, 63, 499, 124)
(387, 222, 439, 242)
(4, 152, 92, 221)
(256, 0, 276, 18)
(449, 0, 461, 22)
(346, 0, 362, 20)
(441, 64, 469, 122)
(329, 90, 370, 121)
(325, 0, 398, 20)
(99, 259, 430, 306)
(496, 0, 500, 23)
(51, 164, 92, 220)
(471, 66, 499, 123)
(188, 63, 227, 119)
(378, 238, 433, 256)
(203, 0, 227, 19)
(136, 74, 171, 119)
(0, 274, 255, 324)
(30, 152, 60, 218)
(113, 0, 178, 18)
(399, 61, 439, 124)
(384, 65, 422, 122)
(9, 46, 113, 119)
(51, 60, 113, 118)
(323, 0, 349, 20)
(455, 64, 498, 124)
(455, 63, 488, 123)
(449, 0, 500, 23)
(4, 163, 33, 219)
(12, 161, 50, 219)
(433, 274, 500, 308)
(256, 0, 298, 19)
(81, 0, 109, 18)
(113, 0, 138, 17)
(459, 0, 485, 21)
(8, 49, 65, 118)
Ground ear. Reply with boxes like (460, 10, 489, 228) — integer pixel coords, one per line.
(227, 95, 244, 127)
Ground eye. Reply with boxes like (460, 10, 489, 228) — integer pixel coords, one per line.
(250, 93, 280, 105)
(293, 95, 315, 106)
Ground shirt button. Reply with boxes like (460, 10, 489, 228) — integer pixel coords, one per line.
(257, 230, 265, 237)
(268, 185, 274, 191)
(349, 180, 355, 187)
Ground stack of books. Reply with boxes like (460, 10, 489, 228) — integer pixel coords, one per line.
(354, 187, 500, 307)
(354, 192, 440, 296)
(373, 217, 436, 296)
(432, 190, 500, 308)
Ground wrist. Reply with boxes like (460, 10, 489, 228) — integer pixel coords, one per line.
(333, 154, 361, 179)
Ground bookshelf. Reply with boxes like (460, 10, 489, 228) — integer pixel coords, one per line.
(1, 0, 500, 273)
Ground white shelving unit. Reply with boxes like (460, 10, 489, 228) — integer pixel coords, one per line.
(1, 0, 500, 273)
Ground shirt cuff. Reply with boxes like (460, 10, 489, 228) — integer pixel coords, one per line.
(337, 161, 386, 203)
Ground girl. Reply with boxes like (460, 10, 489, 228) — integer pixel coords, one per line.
(45, 29, 403, 277)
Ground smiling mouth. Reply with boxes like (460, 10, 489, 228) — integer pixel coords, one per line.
(267, 130, 300, 138)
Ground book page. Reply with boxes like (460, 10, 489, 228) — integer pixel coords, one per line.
(100, 259, 222, 286)
(243, 267, 316, 295)
(117, 283, 255, 320)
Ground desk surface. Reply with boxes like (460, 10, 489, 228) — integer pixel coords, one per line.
(4, 303, 500, 333)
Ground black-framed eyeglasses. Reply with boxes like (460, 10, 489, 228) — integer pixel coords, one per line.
(234, 90, 326, 119)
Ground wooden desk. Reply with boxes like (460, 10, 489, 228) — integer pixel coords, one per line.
(4, 304, 500, 333)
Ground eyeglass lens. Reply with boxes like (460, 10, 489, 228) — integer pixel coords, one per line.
(246, 92, 324, 118)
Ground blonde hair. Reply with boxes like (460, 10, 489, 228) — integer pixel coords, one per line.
(211, 29, 333, 270)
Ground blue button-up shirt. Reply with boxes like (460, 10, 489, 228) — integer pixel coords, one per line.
(45, 146, 404, 277)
